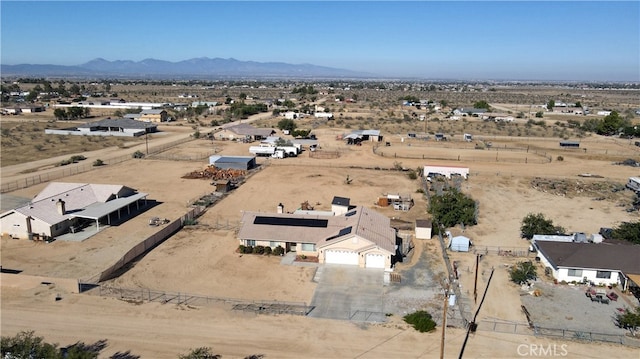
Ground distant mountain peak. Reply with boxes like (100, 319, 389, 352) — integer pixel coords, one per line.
(1, 57, 373, 79)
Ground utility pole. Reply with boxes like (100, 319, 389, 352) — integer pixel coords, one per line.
(145, 131, 149, 155)
(440, 283, 449, 359)
(474, 254, 480, 303)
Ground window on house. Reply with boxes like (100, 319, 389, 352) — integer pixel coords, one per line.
(567, 269, 583, 277)
(596, 271, 611, 279)
(301, 243, 316, 251)
(269, 241, 277, 248)
(246, 240, 256, 247)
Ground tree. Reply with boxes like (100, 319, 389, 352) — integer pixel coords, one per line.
(597, 111, 629, 136)
(178, 347, 221, 359)
(1, 331, 60, 358)
(428, 188, 477, 229)
(473, 100, 491, 110)
(509, 261, 537, 285)
(535, 111, 544, 118)
(615, 306, 640, 337)
(611, 220, 640, 244)
(277, 118, 296, 132)
(547, 100, 555, 110)
(520, 213, 565, 239)
(54, 108, 67, 120)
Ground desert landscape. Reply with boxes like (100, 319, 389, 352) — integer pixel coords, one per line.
(2, 82, 640, 358)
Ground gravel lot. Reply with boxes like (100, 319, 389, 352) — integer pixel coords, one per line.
(521, 281, 631, 335)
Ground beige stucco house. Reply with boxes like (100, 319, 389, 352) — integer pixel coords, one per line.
(0, 182, 148, 241)
(237, 204, 397, 270)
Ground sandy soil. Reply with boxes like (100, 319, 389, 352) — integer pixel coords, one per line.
(2, 124, 639, 358)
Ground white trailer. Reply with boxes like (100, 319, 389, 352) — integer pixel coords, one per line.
(627, 177, 640, 193)
(249, 146, 276, 156)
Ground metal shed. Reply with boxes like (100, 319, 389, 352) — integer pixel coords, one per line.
(208, 155, 256, 170)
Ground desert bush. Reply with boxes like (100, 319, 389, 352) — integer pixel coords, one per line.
(132, 150, 145, 159)
(510, 261, 538, 285)
(93, 159, 105, 166)
(263, 246, 272, 255)
(556, 156, 564, 161)
(403, 311, 437, 333)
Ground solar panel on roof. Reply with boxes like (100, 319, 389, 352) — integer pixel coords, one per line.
(345, 211, 357, 217)
(325, 226, 353, 241)
(254, 216, 328, 227)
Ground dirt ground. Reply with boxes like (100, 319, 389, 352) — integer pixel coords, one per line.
(2, 122, 640, 358)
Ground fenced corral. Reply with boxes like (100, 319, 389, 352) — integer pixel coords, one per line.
(88, 284, 313, 317)
(373, 144, 551, 164)
(533, 326, 640, 348)
(349, 310, 387, 323)
(96, 206, 204, 282)
(309, 149, 341, 159)
(1, 136, 194, 193)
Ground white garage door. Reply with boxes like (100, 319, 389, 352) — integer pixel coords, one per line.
(325, 250, 359, 265)
(365, 254, 385, 269)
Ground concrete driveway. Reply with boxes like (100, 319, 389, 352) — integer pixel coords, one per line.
(307, 264, 386, 322)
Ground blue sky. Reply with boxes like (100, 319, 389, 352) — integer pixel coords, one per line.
(1, 1, 638, 81)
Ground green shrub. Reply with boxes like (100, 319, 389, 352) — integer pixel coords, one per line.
(243, 246, 254, 254)
(273, 245, 285, 256)
(93, 159, 105, 166)
(403, 311, 437, 332)
(510, 261, 538, 285)
(253, 245, 265, 254)
(263, 246, 272, 255)
(132, 150, 145, 159)
(238, 245, 246, 253)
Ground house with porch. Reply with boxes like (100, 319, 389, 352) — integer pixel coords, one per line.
(0, 182, 148, 241)
(237, 204, 397, 270)
(216, 123, 276, 142)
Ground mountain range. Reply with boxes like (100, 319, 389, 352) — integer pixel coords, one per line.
(0, 57, 374, 79)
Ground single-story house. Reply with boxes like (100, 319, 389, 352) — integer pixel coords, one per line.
(19, 104, 46, 113)
(139, 109, 168, 122)
(0, 182, 148, 241)
(208, 155, 256, 170)
(534, 240, 640, 290)
(480, 113, 514, 122)
(237, 205, 398, 270)
(453, 108, 487, 116)
(45, 118, 158, 137)
(216, 123, 275, 142)
(415, 219, 432, 239)
(424, 165, 470, 179)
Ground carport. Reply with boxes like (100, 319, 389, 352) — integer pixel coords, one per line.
(70, 192, 148, 231)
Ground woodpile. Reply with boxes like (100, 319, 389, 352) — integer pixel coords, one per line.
(182, 165, 246, 180)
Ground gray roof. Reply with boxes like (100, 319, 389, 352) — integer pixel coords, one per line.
(209, 155, 255, 164)
(535, 241, 640, 275)
(225, 123, 275, 137)
(415, 219, 432, 228)
(78, 118, 158, 130)
(331, 196, 350, 206)
(140, 109, 165, 114)
(238, 206, 396, 253)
